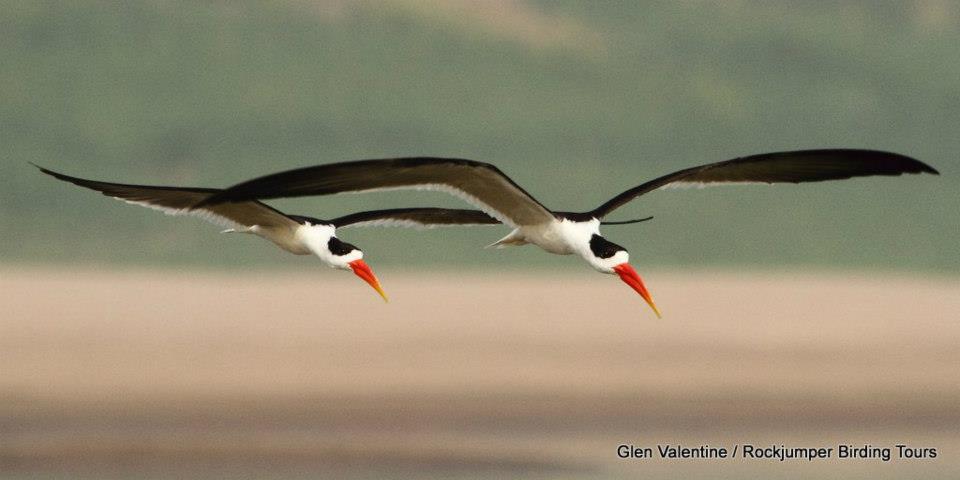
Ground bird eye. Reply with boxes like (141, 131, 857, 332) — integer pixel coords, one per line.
(327, 237, 358, 256)
(589, 234, 624, 259)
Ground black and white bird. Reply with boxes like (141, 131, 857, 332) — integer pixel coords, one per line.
(196, 149, 939, 317)
(35, 165, 499, 301)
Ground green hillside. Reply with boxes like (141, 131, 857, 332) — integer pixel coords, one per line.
(2, 1, 956, 271)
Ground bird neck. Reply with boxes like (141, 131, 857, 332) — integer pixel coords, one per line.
(557, 218, 602, 256)
(295, 223, 338, 262)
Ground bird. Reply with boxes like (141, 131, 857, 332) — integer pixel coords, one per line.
(34, 165, 500, 302)
(195, 149, 939, 317)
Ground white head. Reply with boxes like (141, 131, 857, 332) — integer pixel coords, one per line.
(324, 236, 364, 269)
(583, 234, 631, 273)
(297, 222, 387, 301)
(582, 234, 660, 318)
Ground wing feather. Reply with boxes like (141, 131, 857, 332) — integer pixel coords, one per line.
(197, 157, 556, 227)
(589, 149, 938, 218)
(35, 165, 309, 254)
(332, 208, 500, 229)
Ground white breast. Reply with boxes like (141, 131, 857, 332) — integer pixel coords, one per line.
(294, 223, 337, 262)
(519, 218, 600, 255)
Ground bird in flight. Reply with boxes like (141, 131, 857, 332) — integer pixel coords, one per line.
(35, 165, 499, 302)
(196, 149, 939, 317)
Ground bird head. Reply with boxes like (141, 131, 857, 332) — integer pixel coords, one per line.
(325, 237, 388, 302)
(586, 234, 660, 318)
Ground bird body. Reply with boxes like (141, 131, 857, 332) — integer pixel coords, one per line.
(494, 217, 597, 257)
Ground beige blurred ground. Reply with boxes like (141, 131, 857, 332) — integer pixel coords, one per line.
(1, 268, 958, 479)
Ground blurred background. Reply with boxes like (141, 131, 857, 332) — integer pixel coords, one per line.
(1, 1, 958, 479)
(2, 0, 957, 271)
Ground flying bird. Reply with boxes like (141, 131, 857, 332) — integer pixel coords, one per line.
(196, 149, 939, 317)
(35, 165, 499, 301)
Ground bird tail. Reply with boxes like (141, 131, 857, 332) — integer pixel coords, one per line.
(486, 229, 527, 249)
(221, 226, 258, 234)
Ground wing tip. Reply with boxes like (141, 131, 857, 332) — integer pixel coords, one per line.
(880, 151, 938, 176)
(30, 162, 55, 176)
(31, 163, 78, 183)
(917, 162, 940, 176)
(809, 149, 940, 176)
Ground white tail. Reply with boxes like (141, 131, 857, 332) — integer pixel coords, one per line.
(221, 226, 258, 234)
(486, 229, 528, 249)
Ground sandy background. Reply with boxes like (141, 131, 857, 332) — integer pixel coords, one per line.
(2, 268, 958, 479)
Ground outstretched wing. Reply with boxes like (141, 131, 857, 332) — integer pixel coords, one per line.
(196, 157, 556, 227)
(331, 208, 500, 229)
(35, 165, 309, 254)
(589, 149, 938, 218)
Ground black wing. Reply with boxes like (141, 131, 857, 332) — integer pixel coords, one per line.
(195, 157, 556, 227)
(589, 149, 938, 218)
(34, 165, 310, 254)
(331, 208, 500, 229)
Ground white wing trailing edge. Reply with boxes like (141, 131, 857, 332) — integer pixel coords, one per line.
(196, 157, 557, 227)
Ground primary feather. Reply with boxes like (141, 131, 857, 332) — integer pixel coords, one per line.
(589, 149, 938, 218)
